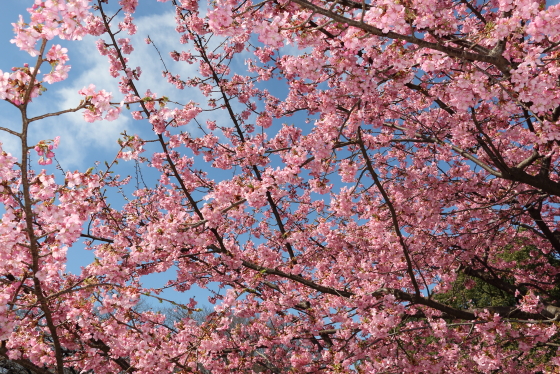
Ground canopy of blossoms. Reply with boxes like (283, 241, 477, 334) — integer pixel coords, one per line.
(1, 0, 560, 373)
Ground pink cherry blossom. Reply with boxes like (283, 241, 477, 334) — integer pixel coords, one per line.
(1, 0, 560, 373)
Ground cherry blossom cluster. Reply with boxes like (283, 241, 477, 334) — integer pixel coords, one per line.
(11, 0, 90, 57)
(78, 84, 121, 122)
(117, 134, 145, 161)
(34, 136, 60, 165)
(43, 44, 70, 84)
(0, 144, 18, 184)
(0, 65, 42, 104)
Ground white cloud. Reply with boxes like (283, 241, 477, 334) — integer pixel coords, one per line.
(23, 11, 210, 170)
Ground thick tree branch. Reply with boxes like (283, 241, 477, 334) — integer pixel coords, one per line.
(526, 202, 560, 256)
(289, 0, 513, 75)
(357, 129, 421, 298)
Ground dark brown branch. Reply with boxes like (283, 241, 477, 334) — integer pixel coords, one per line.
(81, 233, 113, 243)
(357, 129, 421, 297)
(516, 150, 541, 170)
(526, 202, 560, 256)
(382, 120, 560, 196)
(552, 106, 560, 122)
(18, 38, 66, 374)
(459, 0, 487, 24)
(28, 103, 89, 123)
(405, 83, 455, 115)
(192, 31, 297, 261)
(459, 265, 517, 295)
(88, 339, 135, 372)
(382, 122, 503, 177)
(21, 40, 47, 107)
(0, 126, 21, 138)
(326, 0, 371, 10)
(289, 0, 513, 75)
(471, 109, 509, 171)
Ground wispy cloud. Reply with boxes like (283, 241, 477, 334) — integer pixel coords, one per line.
(26, 11, 209, 170)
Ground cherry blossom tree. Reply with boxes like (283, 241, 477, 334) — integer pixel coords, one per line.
(1, 0, 560, 372)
